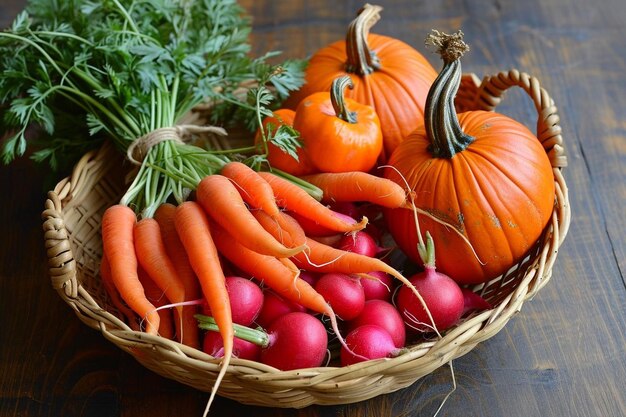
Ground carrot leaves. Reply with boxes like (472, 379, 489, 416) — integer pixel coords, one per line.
(0, 0, 304, 171)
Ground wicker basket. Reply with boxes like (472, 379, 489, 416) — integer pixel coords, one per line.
(42, 69, 570, 408)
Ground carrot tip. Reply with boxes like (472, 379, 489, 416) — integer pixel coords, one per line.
(283, 243, 309, 257)
(352, 216, 369, 231)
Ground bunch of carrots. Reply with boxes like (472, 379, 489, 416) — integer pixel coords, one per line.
(100, 161, 423, 409)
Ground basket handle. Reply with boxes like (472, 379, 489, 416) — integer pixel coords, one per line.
(42, 191, 78, 298)
(458, 70, 567, 169)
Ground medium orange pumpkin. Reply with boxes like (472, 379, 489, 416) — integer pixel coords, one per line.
(384, 31, 555, 284)
(284, 4, 437, 161)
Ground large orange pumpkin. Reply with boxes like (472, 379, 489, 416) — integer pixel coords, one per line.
(384, 31, 555, 284)
(284, 4, 437, 161)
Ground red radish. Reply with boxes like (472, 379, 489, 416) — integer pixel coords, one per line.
(260, 312, 329, 370)
(360, 270, 394, 301)
(299, 270, 321, 287)
(328, 201, 361, 219)
(256, 290, 306, 328)
(314, 273, 365, 321)
(461, 288, 492, 316)
(395, 232, 464, 333)
(340, 325, 401, 366)
(197, 312, 328, 371)
(336, 230, 382, 257)
(203, 276, 264, 326)
(202, 331, 261, 362)
(348, 300, 406, 348)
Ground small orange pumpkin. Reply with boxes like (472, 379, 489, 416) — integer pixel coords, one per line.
(384, 31, 555, 284)
(294, 75, 383, 173)
(284, 4, 437, 161)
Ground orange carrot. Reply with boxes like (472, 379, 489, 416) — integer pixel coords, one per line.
(210, 221, 311, 307)
(154, 203, 201, 349)
(296, 236, 410, 284)
(101, 204, 160, 334)
(174, 201, 232, 413)
(258, 171, 368, 233)
(208, 219, 353, 356)
(220, 161, 280, 216)
(137, 264, 175, 340)
(301, 171, 410, 208)
(99, 250, 140, 331)
(255, 210, 414, 288)
(195, 174, 306, 257)
(133, 217, 186, 343)
(251, 209, 307, 248)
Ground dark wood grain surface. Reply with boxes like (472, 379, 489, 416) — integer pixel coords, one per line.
(1, 0, 625, 416)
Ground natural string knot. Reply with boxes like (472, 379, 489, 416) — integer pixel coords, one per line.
(126, 124, 227, 165)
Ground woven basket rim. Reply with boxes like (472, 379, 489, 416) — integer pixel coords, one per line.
(41, 69, 571, 408)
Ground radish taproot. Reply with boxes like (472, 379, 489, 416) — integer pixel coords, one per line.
(395, 232, 464, 333)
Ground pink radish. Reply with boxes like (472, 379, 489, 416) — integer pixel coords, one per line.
(260, 312, 329, 370)
(395, 232, 464, 333)
(203, 276, 264, 326)
(340, 325, 402, 366)
(360, 270, 394, 301)
(336, 230, 383, 257)
(256, 290, 306, 328)
(299, 270, 321, 287)
(461, 288, 492, 316)
(314, 272, 365, 321)
(347, 300, 406, 348)
(197, 312, 328, 371)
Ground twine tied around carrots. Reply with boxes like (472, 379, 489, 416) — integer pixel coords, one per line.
(126, 124, 228, 165)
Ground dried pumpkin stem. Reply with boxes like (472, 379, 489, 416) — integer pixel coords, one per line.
(331, 76, 358, 124)
(345, 3, 382, 75)
(424, 29, 474, 159)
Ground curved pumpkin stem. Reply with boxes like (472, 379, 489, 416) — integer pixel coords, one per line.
(331, 76, 358, 124)
(345, 4, 382, 75)
(424, 30, 474, 159)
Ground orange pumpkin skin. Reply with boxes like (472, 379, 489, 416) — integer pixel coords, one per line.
(254, 109, 316, 176)
(293, 88, 383, 173)
(284, 6, 437, 161)
(384, 111, 555, 284)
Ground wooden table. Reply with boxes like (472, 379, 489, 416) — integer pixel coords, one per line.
(1, 1, 624, 416)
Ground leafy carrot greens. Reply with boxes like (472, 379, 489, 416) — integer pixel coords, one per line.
(0, 0, 305, 216)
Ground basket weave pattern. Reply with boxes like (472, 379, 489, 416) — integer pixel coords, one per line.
(42, 70, 570, 408)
